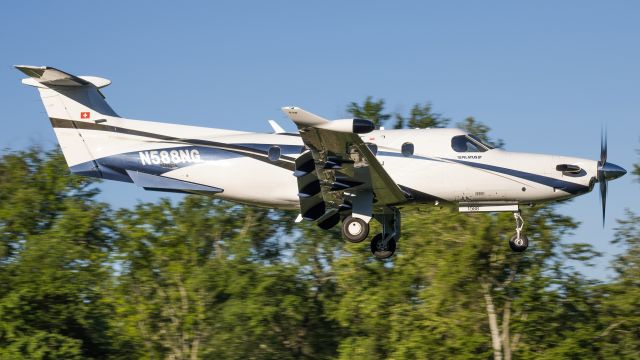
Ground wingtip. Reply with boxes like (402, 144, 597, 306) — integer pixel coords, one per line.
(14, 65, 49, 78)
(14, 65, 46, 70)
(281, 106, 300, 118)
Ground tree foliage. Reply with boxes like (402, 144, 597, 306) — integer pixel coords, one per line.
(346, 96, 391, 128)
(0, 148, 122, 359)
(393, 102, 449, 129)
(634, 146, 639, 179)
(597, 151, 640, 358)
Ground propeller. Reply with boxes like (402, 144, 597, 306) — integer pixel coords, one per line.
(596, 127, 627, 226)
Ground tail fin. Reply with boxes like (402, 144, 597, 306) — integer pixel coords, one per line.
(16, 65, 120, 174)
(15, 65, 118, 120)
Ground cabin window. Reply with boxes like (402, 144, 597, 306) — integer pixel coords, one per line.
(401, 142, 414, 157)
(268, 146, 281, 161)
(366, 143, 378, 156)
(451, 135, 489, 153)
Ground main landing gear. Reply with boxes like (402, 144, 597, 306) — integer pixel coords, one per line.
(342, 216, 369, 243)
(341, 208, 400, 259)
(509, 211, 528, 252)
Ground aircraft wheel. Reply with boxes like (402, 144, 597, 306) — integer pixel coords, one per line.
(509, 234, 529, 252)
(370, 233, 396, 259)
(342, 216, 369, 243)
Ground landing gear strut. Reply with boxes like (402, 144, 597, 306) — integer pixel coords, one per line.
(509, 211, 528, 252)
(370, 207, 401, 259)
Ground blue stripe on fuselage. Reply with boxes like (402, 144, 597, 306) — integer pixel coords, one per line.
(448, 159, 589, 194)
(377, 150, 589, 195)
(70, 144, 296, 182)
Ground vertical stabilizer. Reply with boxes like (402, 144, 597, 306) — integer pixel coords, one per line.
(16, 65, 119, 174)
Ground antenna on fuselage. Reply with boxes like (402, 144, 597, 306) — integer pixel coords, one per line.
(268, 120, 286, 134)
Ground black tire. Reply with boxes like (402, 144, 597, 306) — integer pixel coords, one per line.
(342, 216, 369, 243)
(370, 233, 397, 259)
(509, 234, 529, 252)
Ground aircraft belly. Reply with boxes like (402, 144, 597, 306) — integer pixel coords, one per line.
(434, 163, 519, 202)
(164, 157, 299, 208)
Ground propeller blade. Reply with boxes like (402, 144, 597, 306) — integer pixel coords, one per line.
(600, 126, 607, 165)
(598, 126, 608, 226)
(596, 126, 627, 226)
(599, 177, 607, 226)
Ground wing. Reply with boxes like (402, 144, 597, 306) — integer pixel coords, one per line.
(282, 107, 407, 221)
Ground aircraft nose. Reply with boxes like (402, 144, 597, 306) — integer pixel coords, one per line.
(599, 162, 627, 181)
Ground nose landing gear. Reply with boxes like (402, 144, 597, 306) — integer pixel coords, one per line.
(370, 233, 397, 259)
(509, 211, 528, 252)
(369, 207, 400, 259)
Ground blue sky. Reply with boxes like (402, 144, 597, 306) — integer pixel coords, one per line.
(1, 1, 638, 279)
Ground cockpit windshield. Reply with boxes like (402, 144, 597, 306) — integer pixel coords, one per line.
(467, 135, 494, 149)
(451, 134, 493, 152)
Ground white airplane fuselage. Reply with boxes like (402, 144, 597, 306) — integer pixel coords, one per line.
(65, 116, 597, 210)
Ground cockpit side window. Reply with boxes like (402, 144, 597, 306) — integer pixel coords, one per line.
(451, 135, 489, 152)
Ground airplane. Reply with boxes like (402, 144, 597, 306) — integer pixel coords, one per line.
(15, 65, 627, 259)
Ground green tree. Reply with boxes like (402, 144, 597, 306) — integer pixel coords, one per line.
(347, 96, 391, 128)
(393, 102, 450, 129)
(0, 148, 124, 359)
(325, 204, 599, 360)
(112, 198, 339, 359)
(598, 210, 640, 358)
(597, 153, 640, 358)
(634, 146, 639, 178)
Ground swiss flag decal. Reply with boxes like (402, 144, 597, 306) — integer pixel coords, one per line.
(80, 112, 91, 119)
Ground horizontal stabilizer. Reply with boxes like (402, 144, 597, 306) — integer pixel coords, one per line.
(15, 65, 111, 88)
(126, 171, 223, 194)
